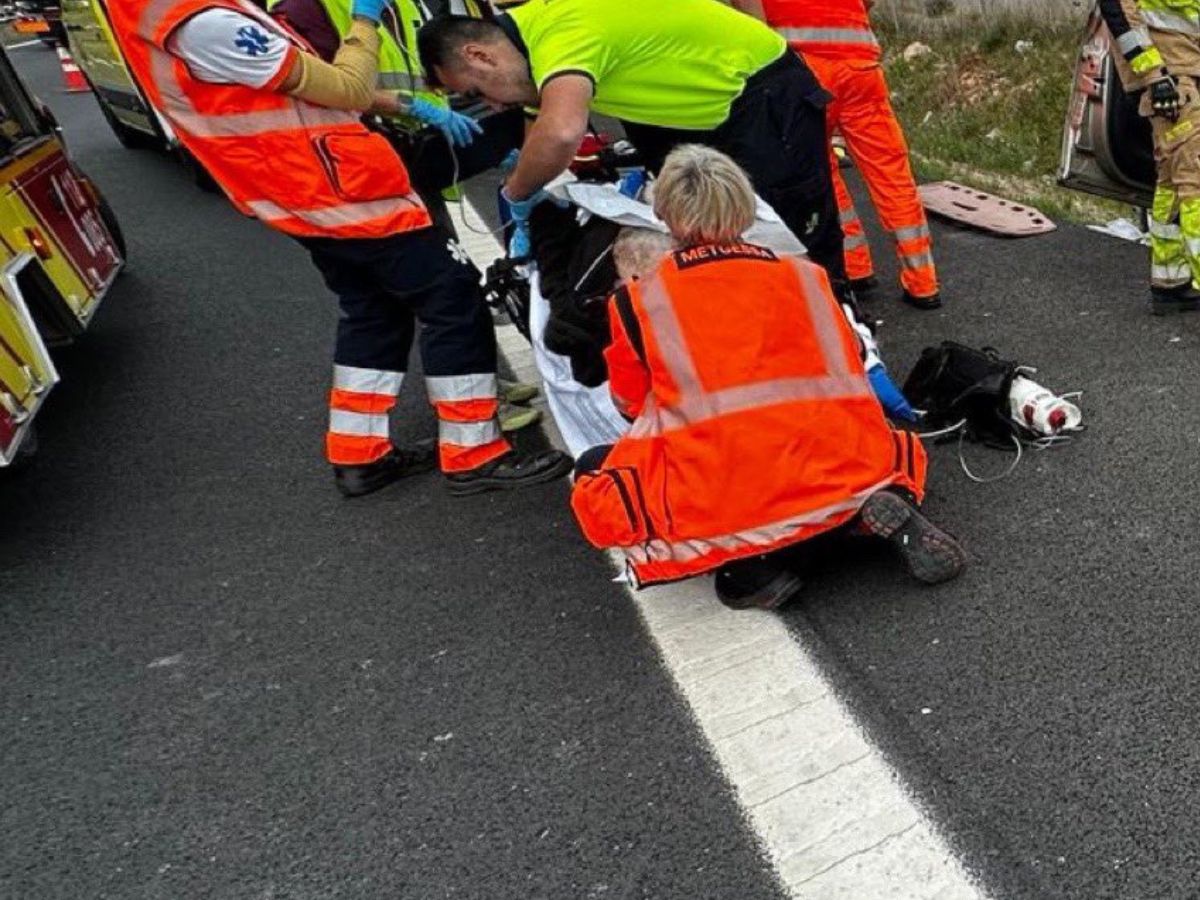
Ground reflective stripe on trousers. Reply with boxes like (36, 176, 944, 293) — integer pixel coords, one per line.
(628, 258, 873, 442)
(326, 364, 403, 465)
(426, 373, 509, 472)
(623, 477, 895, 570)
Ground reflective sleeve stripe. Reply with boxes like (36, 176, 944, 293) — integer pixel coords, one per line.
(426, 373, 499, 402)
(333, 364, 403, 395)
(776, 26, 879, 47)
(1152, 262, 1190, 281)
(1117, 28, 1144, 54)
(1131, 46, 1165, 73)
(1184, 237, 1200, 256)
(246, 195, 425, 228)
(899, 250, 936, 270)
(843, 233, 869, 251)
(329, 408, 390, 438)
(623, 476, 896, 564)
(839, 207, 861, 227)
(892, 223, 931, 243)
(378, 71, 425, 92)
(439, 418, 502, 448)
(1140, 9, 1200, 34)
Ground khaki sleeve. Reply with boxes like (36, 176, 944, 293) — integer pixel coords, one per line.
(283, 18, 380, 111)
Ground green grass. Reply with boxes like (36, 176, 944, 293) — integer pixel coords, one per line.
(877, 17, 1127, 223)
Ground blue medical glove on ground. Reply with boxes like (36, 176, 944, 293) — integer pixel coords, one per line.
(868, 364, 918, 423)
(409, 98, 482, 148)
(350, 0, 395, 23)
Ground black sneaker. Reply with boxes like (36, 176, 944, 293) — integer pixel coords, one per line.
(857, 491, 966, 584)
(333, 440, 437, 498)
(714, 555, 804, 610)
(445, 449, 572, 496)
(901, 290, 942, 310)
(1151, 283, 1200, 316)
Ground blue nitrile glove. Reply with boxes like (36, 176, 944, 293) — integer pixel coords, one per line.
(409, 98, 482, 148)
(499, 149, 520, 175)
(501, 187, 545, 259)
(868, 363, 918, 423)
(350, 0, 395, 23)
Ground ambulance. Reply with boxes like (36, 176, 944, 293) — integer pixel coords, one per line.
(0, 39, 124, 466)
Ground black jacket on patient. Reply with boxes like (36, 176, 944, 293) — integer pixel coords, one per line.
(529, 203, 622, 388)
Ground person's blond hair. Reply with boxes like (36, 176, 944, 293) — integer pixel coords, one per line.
(613, 227, 675, 281)
(652, 144, 756, 245)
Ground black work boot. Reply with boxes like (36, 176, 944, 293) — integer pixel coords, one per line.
(857, 491, 966, 584)
(445, 449, 572, 496)
(714, 555, 804, 611)
(901, 290, 942, 310)
(333, 440, 437, 498)
(1150, 283, 1200, 316)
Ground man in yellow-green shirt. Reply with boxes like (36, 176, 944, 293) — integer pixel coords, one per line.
(416, 0, 847, 298)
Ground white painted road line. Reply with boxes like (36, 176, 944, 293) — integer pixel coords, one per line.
(457, 199, 986, 899)
(7, 39, 45, 50)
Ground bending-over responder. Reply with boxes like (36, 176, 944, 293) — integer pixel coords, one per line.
(735, 0, 941, 309)
(1099, 0, 1200, 314)
(415, 0, 851, 299)
(570, 146, 966, 609)
(106, 0, 570, 495)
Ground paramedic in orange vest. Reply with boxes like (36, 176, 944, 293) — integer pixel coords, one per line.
(734, 0, 942, 309)
(571, 146, 965, 610)
(105, 0, 570, 497)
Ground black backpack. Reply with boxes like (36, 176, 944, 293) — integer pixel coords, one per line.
(902, 341, 1024, 447)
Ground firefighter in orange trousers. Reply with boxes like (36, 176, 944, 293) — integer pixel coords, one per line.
(570, 146, 966, 610)
(106, 0, 570, 497)
(735, 0, 942, 309)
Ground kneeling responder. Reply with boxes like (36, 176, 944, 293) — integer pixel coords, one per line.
(1099, 0, 1200, 314)
(735, 0, 941, 309)
(416, 0, 851, 300)
(570, 147, 965, 609)
(106, 0, 570, 495)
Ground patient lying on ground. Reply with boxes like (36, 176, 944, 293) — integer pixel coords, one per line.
(569, 144, 966, 609)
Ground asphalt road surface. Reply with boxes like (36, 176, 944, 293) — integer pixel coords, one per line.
(5, 39, 1200, 900)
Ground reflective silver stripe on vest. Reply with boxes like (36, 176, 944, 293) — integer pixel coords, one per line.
(329, 409, 390, 438)
(776, 26, 879, 46)
(623, 477, 895, 567)
(1141, 9, 1200, 34)
(439, 419, 502, 448)
(245, 195, 424, 228)
(425, 373, 499, 403)
(333, 364, 404, 395)
(839, 207, 861, 227)
(1117, 26, 1152, 54)
(628, 255, 871, 440)
(843, 233, 868, 251)
(892, 223, 931, 243)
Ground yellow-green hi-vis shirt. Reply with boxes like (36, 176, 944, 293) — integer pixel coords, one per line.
(506, 0, 787, 130)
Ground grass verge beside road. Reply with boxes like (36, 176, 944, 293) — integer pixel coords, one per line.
(879, 16, 1126, 223)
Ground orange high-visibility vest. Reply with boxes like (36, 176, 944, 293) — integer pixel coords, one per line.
(571, 245, 925, 586)
(106, 0, 431, 239)
(761, 0, 879, 61)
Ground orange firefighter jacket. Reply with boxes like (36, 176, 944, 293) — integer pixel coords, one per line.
(106, 0, 430, 239)
(571, 244, 926, 586)
(761, 0, 880, 61)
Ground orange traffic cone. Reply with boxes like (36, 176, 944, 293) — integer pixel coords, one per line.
(57, 47, 88, 93)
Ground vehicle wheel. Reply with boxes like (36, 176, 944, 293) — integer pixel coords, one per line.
(97, 95, 158, 151)
(176, 145, 219, 194)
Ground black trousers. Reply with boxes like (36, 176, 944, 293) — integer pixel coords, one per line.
(621, 51, 847, 298)
(299, 225, 496, 380)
